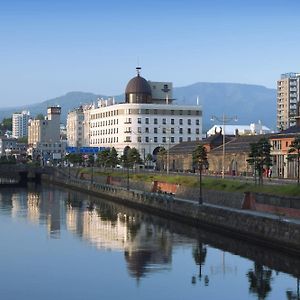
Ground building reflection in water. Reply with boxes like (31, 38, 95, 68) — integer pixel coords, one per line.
(65, 194, 179, 280)
(0, 187, 65, 239)
(2, 187, 300, 289)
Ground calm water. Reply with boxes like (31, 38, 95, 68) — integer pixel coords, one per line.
(0, 184, 299, 300)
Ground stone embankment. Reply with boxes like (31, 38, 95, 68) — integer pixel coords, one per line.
(44, 170, 300, 255)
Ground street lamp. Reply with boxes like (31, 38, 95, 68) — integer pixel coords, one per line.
(126, 161, 130, 190)
(167, 136, 170, 175)
(211, 114, 237, 179)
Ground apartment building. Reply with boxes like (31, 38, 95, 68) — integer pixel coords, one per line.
(277, 72, 300, 130)
(12, 110, 30, 138)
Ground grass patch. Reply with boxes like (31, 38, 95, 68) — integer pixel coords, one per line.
(75, 168, 300, 197)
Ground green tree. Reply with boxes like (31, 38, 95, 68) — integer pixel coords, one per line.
(157, 147, 167, 171)
(88, 154, 95, 166)
(127, 147, 142, 168)
(107, 147, 119, 168)
(97, 149, 110, 168)
(0, 117, 12, 132)
(66, 153, 83, 165)
(35, 113, 44, 120)
(145, 153, 153, 168)
(193, 144, 208, 204)
(247, 138, 272, 185)
(287, 136, 300, 185)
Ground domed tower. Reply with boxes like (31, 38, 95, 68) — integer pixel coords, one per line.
(125, 67, 152, 104)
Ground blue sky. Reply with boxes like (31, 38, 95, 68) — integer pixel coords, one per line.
(1, 0, 300, 107)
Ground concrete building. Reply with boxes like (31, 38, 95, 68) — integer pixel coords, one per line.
(28, 106, 64, 163)
(74, 68, 202, 159)
(66, 106, 84, 147)
(12, 110, 30, 138)
(0, 137, 27, 158)
(207, 121, 271, 137)
(277, 72, 300, 131)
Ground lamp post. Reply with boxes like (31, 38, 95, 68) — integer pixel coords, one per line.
(211, 114, 237, 179)
(90, 162, 94, 184)
(126, 162, 130, 190)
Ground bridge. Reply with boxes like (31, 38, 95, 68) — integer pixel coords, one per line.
(0, 164, 53, 185)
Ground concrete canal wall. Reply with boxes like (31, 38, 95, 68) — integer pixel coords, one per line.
(44, 172, 300, 255)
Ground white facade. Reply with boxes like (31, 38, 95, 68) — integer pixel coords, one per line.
(207, 122, 271, 136)
(66, 107, 84, 147)
(87, 102, 202, 158)
(28, 106, 65, 162)
(12, 110, 30, 138)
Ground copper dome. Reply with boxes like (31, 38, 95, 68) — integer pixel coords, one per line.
(125, 74, 152, 96)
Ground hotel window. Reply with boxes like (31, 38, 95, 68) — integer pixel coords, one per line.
(145, 118, 149, 124)
(145, 137, 149, 142)
(138, 136, 142, 143)
(154, 137, 158, 143)
(170, 137, 175, 143)
(196, 119, 200, 125)
(162, 128, 166, 134)
(171, 128, 175, 134)
(154, 128, 158, 134)
(162, 137, 166, 143)
(196, 128, 200, 134)
(188, 128, 191, 134)
(162, 118, 166, 125)
(138, 118, 142, 124)
(179, 119, 183, 125)
(171, 119, 174, 125)
(138, 127, 142, 133)
(179, 137, 183, 143)
(145, 127, 149, 133)
(154, 118, 158, 124)
(179, 128, 183, 134)
(188, 119, 191, 125)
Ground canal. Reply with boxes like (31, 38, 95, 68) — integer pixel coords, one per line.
(0, 184, 299, 300)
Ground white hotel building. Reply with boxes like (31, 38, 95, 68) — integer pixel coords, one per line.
(69, 68, 202, 158)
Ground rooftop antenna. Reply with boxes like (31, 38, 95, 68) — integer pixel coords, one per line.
(197, 96, 199, 106)
(136, 56, 141, 76)
(136, 66, 141, 76)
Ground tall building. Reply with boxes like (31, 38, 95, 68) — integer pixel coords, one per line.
(12, 110, 30, 138)
(66, 106, 84, 147)
(28, 106, 64, 163)
(277, 72, 300, 130)
(70, 67, 202, 158)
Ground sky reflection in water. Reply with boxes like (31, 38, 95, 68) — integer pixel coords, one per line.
(0, 185, 299, 300)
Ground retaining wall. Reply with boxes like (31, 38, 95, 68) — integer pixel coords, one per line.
(44, 173, 300, 255)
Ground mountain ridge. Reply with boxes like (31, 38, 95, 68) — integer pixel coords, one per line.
(0, 82, 276, 130)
